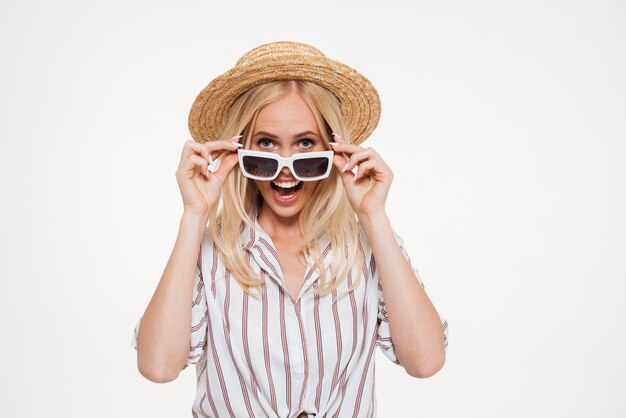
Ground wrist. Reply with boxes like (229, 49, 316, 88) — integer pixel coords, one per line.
(182, 210, 210, 228)
(358, 210, 390, 231)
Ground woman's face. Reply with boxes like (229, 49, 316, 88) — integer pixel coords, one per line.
(250, 90, 328, 222)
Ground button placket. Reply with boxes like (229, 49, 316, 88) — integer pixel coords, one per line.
(294, 298, 312, 415)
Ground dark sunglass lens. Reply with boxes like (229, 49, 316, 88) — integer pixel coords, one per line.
(293, 157, 329, 178)
(242, 156, 278, 178)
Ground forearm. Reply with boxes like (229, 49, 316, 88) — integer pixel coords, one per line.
(360, 212, 446, 378)
(136, 211, 208, 382)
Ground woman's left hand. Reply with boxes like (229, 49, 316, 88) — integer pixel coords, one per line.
(330, 133, 393, 218)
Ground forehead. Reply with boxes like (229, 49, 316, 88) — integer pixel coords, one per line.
(253, 92, 318, 135)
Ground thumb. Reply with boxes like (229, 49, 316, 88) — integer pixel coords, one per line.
(213, 153, 239, 184)
(332, 154, 354, 182)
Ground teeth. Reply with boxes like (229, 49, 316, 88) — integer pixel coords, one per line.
(272, 180, 300, 188)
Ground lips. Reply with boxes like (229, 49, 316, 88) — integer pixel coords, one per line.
(269, 179, 303, 204)
(271, 180, 303, 197)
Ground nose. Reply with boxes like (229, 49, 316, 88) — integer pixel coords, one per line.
(277, 152, 296, 177)
(279, 165, 295, 177)
(274, 153, 296, 179)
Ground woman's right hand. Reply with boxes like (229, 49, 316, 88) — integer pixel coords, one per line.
(175, 137, 242, 216)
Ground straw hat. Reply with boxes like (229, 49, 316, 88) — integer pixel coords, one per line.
(188, 41, 381, 145)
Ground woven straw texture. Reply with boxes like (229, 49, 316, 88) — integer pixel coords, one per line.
(188, 41, 381, 145)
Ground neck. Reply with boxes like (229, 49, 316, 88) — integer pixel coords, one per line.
(257, 204, 302, 241)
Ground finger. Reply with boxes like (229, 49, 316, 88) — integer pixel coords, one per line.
(330, 133, 357, 174)
(329, 141, 363, 156)
(181, 139, 240, 168)
(330, 132, 345, 143)
(207, 157, 219, 175)
(332, 154, 350, 175)
(211, 153, 239, 184)
(342, 148, 379, 173)
(178, 136, 243, 180)
(353, 160, 380, 181)
(181, 140, 210, 165)
(332, 154, 358, 184)
(204, 138, 243, 152)
(206, 139, 244, 160)
(183, 154, 211, 179)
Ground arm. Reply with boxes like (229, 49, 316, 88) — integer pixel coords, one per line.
(330, 134, 447, 378)
(361, 213, 446, 378)
(135, 212, 208, 383)
(133, 138, 240, 382)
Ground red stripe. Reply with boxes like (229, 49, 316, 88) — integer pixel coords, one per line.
(211, 243, 218, 297)
(254, 244, 282, 281)
(279, 288, 292, 410)
(348, 271, 358, 363)
(191, 276, 204, 307)
(304, 241, 332, 279)
(188, 264, 208, 365)
(258, 236, 280, 260)
(206, 298, 235, 416)
(242, 263, 261, 397)
(222, 271, 256, 417)
(352, 327, 378, 418)
(298, 242, 330, 298)
(245, 220, 256, 250)
(332, 271, 359, 418)
(294, 299, 310, 412)
(330, 288, 342, 396)
(359, 267, 370, 359)
(262, 275, 278, 411)
(202, 356, 218, 417)
(331, 373, 347, 418)
(190, 311, 207, 333)
(313, 282, 324, 409)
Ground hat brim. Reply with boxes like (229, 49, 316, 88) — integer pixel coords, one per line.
(188, 57, 380, 145)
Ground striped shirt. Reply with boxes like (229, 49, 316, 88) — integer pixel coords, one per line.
(132, 208, 449, 417)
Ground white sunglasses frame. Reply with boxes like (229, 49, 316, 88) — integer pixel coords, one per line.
(237, 149, 334, 181)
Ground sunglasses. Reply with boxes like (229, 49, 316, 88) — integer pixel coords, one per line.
(237, 149, 334, 181)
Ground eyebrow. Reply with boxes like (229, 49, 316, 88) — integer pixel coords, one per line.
(253, 130, 320, 139)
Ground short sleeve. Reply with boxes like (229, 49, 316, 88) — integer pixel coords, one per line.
(374, 231, 449, 365)
(131, 250, 209, 371)
(131, 316, 141, 350)
(182, 258, 209, 369)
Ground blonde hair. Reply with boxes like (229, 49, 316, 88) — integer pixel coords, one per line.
(208, 80, 364, 297)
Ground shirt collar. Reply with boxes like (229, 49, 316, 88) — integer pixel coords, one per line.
(239, 203, 262, 251)
(238, 204, 336, 299)
(239, 204, 332, 255)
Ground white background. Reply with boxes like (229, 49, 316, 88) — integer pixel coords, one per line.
(1, 0, 624, 416)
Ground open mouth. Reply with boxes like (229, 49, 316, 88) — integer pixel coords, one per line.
(271, 180, 303, 197)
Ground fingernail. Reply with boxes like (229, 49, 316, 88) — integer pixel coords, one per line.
(231, 135, 243, 139)
(329, 142, 338, 146)
(208, 159, 221, 172)
(232, 142, 243, 147)
(342, 163, 349, 172)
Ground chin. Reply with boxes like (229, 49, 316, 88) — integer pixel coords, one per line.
(263, 203, 305, 219)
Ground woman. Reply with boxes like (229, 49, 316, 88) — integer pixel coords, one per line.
(132, 41, 448, 417)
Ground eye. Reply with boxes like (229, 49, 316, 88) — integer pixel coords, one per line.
(298, 138, 315, 149)
(257, 138, 275, 149)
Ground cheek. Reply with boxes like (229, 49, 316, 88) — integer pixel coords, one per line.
(302, 181, 320, 197)
(254, 180, 269, 192)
